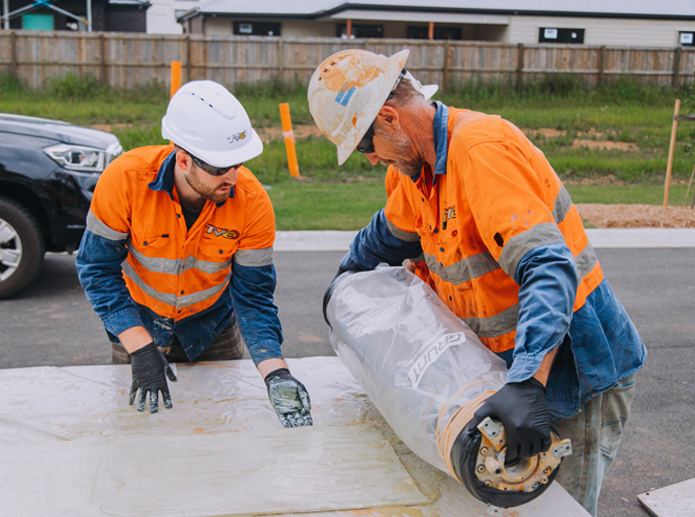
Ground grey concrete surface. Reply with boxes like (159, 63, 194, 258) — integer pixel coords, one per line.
(0, 248, 693, 517)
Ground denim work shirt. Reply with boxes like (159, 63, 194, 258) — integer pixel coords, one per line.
(341, 102, 647, 420)
(76, 151, 283, 365)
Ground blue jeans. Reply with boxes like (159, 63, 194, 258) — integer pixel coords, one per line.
(554, 374, 636, 516)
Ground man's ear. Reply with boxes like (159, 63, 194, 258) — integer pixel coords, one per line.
(175, 149, 193, 172)
(375, 106, 400, 130)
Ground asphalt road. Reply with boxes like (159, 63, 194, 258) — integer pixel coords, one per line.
(1, 248, 694, 517)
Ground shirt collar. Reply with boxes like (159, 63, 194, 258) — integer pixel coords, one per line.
(410, 101, 449, 185)
(148, 150, 233, 207)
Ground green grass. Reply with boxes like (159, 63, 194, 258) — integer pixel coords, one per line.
(3, 73, 695, 229)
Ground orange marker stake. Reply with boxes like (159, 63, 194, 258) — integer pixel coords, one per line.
(170, 61, 182, 99)
(279, 103, 300, 177)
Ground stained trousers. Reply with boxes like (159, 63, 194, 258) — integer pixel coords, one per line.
(111, 315, 245, 364)
(554, 374, 637, 516)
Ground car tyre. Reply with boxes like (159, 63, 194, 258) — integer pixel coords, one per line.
(0, 196, 45, 299)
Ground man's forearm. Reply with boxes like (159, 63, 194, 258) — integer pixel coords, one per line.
(257, 357, 288, 377)
(532, 347, 559, 386)
(118, 326, 154, 354)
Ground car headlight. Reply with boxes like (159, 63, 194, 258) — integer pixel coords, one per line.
(44, 142, 123, 173)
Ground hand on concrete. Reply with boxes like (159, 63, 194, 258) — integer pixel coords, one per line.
(469, 378, 551, 464)
(264, 368, 313, 427)
(129, 343, 178, 413)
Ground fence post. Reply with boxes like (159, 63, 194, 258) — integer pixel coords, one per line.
(364, 38, 370, 52)
(277, 37, 283, 83)
(598, 45, 605, 86)
(673, 46, 682, 88)
(10, 30, 17, 78)
(186, 34, 192, 82)
(516, 43, 524, 90)
(442, 39, 450, 92)
(99, 33, 108, 85)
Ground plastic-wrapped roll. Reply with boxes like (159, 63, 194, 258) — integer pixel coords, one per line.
(325, 265, 570, 508)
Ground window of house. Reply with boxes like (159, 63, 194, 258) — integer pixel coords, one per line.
(336, 24, 383, 38)
(539, 28, 585, 44)
(680, 32, 695, 47)
(233, 22, 281, 36)
(22, 14, 54, 30)
(407, 26, 461, 40)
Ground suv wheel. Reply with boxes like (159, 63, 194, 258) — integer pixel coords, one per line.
(0, 196, 45, 299)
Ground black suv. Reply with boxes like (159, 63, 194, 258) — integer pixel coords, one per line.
(0, 114, 122, 298)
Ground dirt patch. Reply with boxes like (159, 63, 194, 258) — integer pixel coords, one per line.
(576, 203, 695, 228)
(571, 139, 640, 152)
(257, 124, 323, 144)
(522, 128, 567, 138)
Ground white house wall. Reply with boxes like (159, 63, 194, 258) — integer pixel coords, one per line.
(148, 0, 204, 34)
(281, 20, 335, 37)
(506, 16, 695, 46)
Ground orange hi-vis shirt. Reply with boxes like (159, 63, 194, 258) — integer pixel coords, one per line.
(382, 108, 603, 354)
(87, 145, 275, 321)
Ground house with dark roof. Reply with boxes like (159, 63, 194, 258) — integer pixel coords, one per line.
(176, 0, 695, 47)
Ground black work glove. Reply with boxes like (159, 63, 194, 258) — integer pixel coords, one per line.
(323, 265, 360, 325)
(469, 377, 551, 464)
(264, 368, 313, 427)
(129, 343, 177, 413)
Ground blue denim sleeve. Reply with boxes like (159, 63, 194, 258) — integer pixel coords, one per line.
(231, 261, 284, 366)
(75, 230, 143, 337)
(507, 241, 578, 384)
(340, 209, 423, 271)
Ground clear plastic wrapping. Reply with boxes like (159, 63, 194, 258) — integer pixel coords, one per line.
(326, 265, 508, 475)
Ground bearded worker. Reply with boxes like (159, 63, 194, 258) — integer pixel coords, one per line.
(76, 80, 312, 427)
(309, 49, 645, 515)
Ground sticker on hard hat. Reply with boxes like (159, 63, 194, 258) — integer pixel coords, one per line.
(335, 87, 356, 107)
(227, 131, 246, 144)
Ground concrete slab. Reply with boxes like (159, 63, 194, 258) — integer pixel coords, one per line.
(637, 478, 695, 517)
(274, 229, 695, 252)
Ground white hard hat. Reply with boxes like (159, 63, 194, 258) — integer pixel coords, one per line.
(162, 80, 263, 167)
(307, 49, 438, 165)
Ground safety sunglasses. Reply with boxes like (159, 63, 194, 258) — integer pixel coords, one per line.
(190, 153, 243, 177)
(355, 69, 407, 155)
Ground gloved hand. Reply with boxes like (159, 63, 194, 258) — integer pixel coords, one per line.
(469, 377, 551, 464)
(264, 368, 313, 427)
(129, 342, 177, 413)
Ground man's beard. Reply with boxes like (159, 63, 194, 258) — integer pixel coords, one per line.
(374, 126, 422, 177)
(185, 166, 234, 204)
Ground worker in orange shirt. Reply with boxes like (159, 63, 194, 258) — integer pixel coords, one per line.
(77, 80, 312, 427)
(309, 49, 645, 515)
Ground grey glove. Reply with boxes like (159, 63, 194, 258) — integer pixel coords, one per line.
(264, 368, 313, 427)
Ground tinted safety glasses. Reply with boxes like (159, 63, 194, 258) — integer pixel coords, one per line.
(355, 68, 407, 155)
(190, 153, 243, 177)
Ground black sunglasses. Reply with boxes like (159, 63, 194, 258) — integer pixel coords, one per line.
(190, 153, 243, 176)
(355, 69, 407, 155)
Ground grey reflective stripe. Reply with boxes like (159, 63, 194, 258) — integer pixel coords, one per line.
(234, 247, 274, 267)
(424, 250, 500, 285)
(386, 217, 420, 242)
(463, 303, 519, 338)
(552, 186, 573, 225)
(176, 271, 231, 307)
(129, 244, 231, 275)
(575, 241, 598, 280)
(122, 260, 177, 306)
(498, 222, 565, 278)
(122, 260, 232, 309)
(411, 253, 426, 263)
(86, 210, 128, 241)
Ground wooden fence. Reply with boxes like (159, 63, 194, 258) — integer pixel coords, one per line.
(1, 30, 694, 90)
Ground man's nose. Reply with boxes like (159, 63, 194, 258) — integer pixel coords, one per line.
(366, 153, 380, 166)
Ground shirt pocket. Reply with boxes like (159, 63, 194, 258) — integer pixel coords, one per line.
(198, 235, 238, 260)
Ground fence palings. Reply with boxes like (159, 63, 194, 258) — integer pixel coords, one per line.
(0, 31, 693, 90)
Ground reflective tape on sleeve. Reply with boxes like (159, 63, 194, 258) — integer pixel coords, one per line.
(575, 241, 598, 280)
(498, 223, 565, 278)
(551, 186, 573, 225)
(86, 211, 129, 241)
(386, 217, 421, 242)
(234, 247, 274, 267)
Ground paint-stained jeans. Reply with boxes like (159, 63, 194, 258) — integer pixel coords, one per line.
(554, 374, 637, 516)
